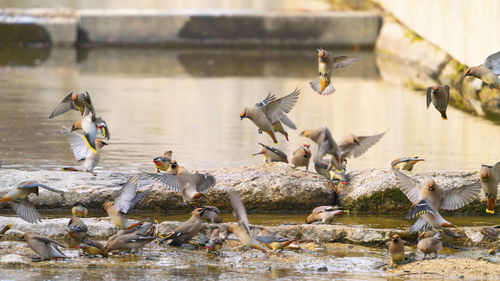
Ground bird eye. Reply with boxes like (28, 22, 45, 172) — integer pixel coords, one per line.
(318, 72, 322, 76)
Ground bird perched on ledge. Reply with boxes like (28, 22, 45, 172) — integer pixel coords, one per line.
(417, 230, 442, 259)
(391, 157, 425, 172)
(310, 48, 357, 95)
(290, 144, 312, 171)
(480, 162, 500, 214)
(252, 143, 288, 163)
(19, 232, 68, 261)
(158, 208, 206, 246)
(388, 234, 405, 266)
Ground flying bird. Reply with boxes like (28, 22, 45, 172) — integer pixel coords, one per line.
(61, 127, 107, 173)
(426, 85, 450, 120)
(49, 91, 94, 119)
(310, 48, 357, 95)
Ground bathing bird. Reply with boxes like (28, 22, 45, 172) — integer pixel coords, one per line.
(464, 51, 500, 89)
(18, 232, 68, 260)
(61, 127, 107, 173)
(406, 199, 456, 233)
(240, 89, 300, 144)
(76, 240, 108, 257)
(480, 162, 500, 214)
(158, 208, 206, 246)
(417, 231, 442, 259)
(310, 48, 357, 95)
(0, 181, 64, 223)
(107, 221, 156, 246)
(71, 202, 89, 218)
(251, 143, 288, 163)
(67, 217, 88, 243)
(388, 234, 405, 266)
(256, 227, 299, 251)
(306, 205, 345, 224)
(204, 229, 224, 253)
(228, 191, 268, 255)
(391, 157, 425, 171)
(290, 145, 312, 171)
(142, 160, 216, 203)
(105, 231, 157, 253)
(102, 175, 149, 229)
(426, 85, 450, 120)
(49, 91, 94, 119)
(153, 150, 173, 172)
(393, 168, 481, 231)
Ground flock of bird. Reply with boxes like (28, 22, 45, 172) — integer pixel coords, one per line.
(0, 48, 499, 267)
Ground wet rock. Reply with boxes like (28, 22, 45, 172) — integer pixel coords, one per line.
(0, 254, 30, 265)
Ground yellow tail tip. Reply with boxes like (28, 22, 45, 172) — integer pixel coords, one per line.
(486, 209, 495, 214)
(442, 117, 448, 120)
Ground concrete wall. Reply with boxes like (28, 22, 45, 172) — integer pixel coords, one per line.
(377, 0, 500, 66)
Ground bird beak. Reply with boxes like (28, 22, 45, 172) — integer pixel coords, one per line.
(101, 141, 108, 146)
(240, 116, 244, 120)
(251, 151, 263, 156)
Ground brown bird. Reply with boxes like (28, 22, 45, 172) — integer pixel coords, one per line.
(204, 228, 224, 253)
(142, 160, 216, 203)
(406, 200, 456, 233)
(391, 157, 425, 171)
(0, 181, 64, 223)
(18, 232, 68, 260)
(256, 227, 299, 251)
(417, 231, 442, 259)
(310, 48, 357, 95)
(201, 205, 222, 223)
(388, 234, 405, 266)
(105, 232, 156, 253)
(240, 89, 300, 144)
(49, 91, 94, 119)
(290, 144, 312, 171)
(464, 51, 500, 89)
(252, 143, 288, 163)
(159, 208, 205, 246)
(61, 127, 107, 173)
(76, 239, 108, 257)
(306, 205, 344, 224)
(71, 202, 89, 218)
(67, 217, 88, 243)
(107, 222, 156, 246)
(102, 175, 149, 229)
(153, 150, 173, 172)
(228, 191, 268, 255)
(480, 162, 500, 214)
(426, 85, 450, 120)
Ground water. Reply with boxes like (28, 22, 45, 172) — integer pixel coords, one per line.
(0, 47, 499, 173)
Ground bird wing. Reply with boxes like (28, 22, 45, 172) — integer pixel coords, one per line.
(83, 123, 97, 154)
(405, 199, 436, 220)
(205, 206, 221, 214)
(32, 236, 66, 249)
(280, 114, 296, 130)
(332, 56, 357, 69)
(409, 217, 432, 233)
(426, 87, 432, 108)
(115, 175, 148, 214)
(440, 181, 481, 210)
(313, 205, 341, 214)
(229, 191, 252, 235)
(48, 93, 76, 119)
(484, 51, 500, 75)
(193, 172, 216, 193)
(10, 199, 41, 223)
(255, 93, 277, 107)
(392, 168, 424, 204)
(61, 127, 90, 161)
(339, 131, 386, 159)
(260, 88, 300, 124)
(142, 173, 184, 192)
(24, 182, 64, 194)
(444, 85, 450, 107)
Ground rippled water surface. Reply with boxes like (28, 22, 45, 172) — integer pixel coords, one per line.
(0, 47, 499, 172)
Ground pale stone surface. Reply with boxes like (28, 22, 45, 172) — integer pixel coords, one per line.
(0, 254, 30, 265)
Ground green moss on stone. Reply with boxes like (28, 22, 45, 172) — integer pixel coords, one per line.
(344, 188, 411, 213)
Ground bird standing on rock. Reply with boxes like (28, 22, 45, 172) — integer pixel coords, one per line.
(391, 157, 425, 171)
(310, 48, 357, 95)
(417, 231, 442, 259)
(480, 162, 500, 214)
(158, 208, 205, 246)
(464, 51, 500, 89)
(153, 150, 173, 172)
(256, 227, 299, 251)
(251, 143, 288, 163)
(240, 89, 300, 144)
(388, 234, 405, 266)
(19, 232, 68, 260)
(290, 145, 312, 171)
(426, 85, 450, 120)
(67, 217, 88, 243)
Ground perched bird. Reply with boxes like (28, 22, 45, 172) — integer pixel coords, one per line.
(391, 157, 425, 171)
(388, 234, 405, 266)
(204, 229, 224, 253)
(95, 116, 110, 140)
(72, 202, 89, 218)
(240, 89, 300, 144)
(251, 143, 288, 163)
(105, 232, 156, 253)
(464, 51, 500, 89)
(76, 240, 108, 257)
(0, 224, 12, 239)
(107, 221, 156, 246)
(480, 162, 500, 214)
(153, 150, 173, 172)
(0, 181, 64, 223)
(142, 160, 216, 203)
(228, 191, 268, 255)
(61, 127, 107, 173)
(102, 175, 149, 229)
(18, 232, 68, 260)
(306, 205, 344, 224)
(256, 228, 299, 251)
(301, 127, 385, 172)
(406, 200, 456, 233)
(417, 231, 442, 259)
(158, 208, 205, 246)
(71, 109, 98, 153)
(426, 86, 450, 120)
(67, 217, 88, 242)
(310, 48, 357, 95)
(290, 145, 312, 171)
(49, 91, 94, 119)
(393, 168, 481, 232)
